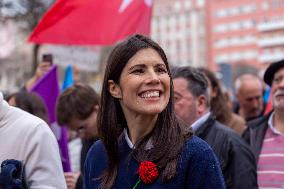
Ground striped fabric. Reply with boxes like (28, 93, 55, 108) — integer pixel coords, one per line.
(257, 127, 284, 189)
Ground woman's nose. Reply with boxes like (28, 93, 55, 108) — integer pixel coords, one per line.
(147, 70, 160, 84)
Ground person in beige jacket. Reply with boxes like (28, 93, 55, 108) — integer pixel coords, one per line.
(0, 92, 67, 189)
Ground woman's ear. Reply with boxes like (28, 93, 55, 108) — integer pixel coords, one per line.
(108, 80, 122, 99)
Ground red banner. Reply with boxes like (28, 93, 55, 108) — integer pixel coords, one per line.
(28, 0, 153, 45)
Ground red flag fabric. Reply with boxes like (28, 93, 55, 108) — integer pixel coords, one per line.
(28, 0, 153, 45)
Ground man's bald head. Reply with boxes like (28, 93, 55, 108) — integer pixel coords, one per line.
(235, 74, 264, 121)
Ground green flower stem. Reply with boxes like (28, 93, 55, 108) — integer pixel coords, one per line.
(133, 178, 141, 189)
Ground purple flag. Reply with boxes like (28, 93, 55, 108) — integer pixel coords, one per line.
(30, 65, 71, 172)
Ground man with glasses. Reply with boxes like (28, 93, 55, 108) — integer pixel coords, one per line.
(56, 83, 100, 189)
(172, 66, 257, 189)
(243, 59, 284, 188)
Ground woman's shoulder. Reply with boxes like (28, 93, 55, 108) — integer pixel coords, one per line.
(180, 135, 218, 162)
(84, 140, 108, 175)
(85, 140, 108, 166)
(183, 135, 213, 153)
(180, 137, 225, 188)
(87, 140, 106, 157)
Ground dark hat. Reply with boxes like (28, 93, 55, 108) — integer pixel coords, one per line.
(264, 59, 284, 86)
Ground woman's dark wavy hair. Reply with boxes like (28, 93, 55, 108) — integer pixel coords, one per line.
(98, 34, 192, 189)
(198, 68, 232, 124)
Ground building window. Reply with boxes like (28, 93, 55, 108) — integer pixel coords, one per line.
(214, 24, 228, 33)
(196, 0, 205, 7)
(242, 4, 257, 13)
(242, 20, 254, 29)
(228, 7, 240, 16)
(243, 50, 257, 59)
(184, 1, 192, 10)
(174, 1, 181, 12)
(261, 2, 269, 10)
(215, 9, 227, 18)
(231, 52, 242, 61)
(229, 22, 241, 31)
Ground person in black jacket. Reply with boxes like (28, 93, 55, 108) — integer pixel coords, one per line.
(243, 59, 284, 188)
(172, 66, 257, 189)
(56, 83, 100, 189)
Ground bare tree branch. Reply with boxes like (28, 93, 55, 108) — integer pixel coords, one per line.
(0, 0, 55, 72)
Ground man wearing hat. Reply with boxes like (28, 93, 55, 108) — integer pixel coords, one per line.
(243, 59, 284, 188)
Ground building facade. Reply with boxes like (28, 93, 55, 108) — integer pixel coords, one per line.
(151, 0, 207, 67)
(152, 0, 284, 69)
(208, 0, 284, 69)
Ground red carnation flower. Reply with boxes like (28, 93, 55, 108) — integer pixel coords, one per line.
(138, 161, 159, 184)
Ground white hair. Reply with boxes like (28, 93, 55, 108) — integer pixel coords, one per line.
(234, 74, 263, 94)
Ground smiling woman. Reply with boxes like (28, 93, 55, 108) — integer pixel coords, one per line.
(84, 34, 225, 189)
(108, 48, 170, 119)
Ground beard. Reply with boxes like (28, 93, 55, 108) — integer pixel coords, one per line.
(273, 89, 284, 110)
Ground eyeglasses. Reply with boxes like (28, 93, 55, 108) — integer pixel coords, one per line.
(73, 126, 85, 134)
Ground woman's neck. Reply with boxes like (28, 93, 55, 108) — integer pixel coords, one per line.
(125, 114, 158, 145)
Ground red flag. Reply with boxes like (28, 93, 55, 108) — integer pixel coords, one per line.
(28, 0, 153, 45)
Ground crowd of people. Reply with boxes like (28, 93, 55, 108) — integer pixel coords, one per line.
(1, 34, 284, 189)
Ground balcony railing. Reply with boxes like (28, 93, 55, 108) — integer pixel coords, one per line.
(259, 53, 284, 63)
(257, 21, 284, 32)
(258, 36, 284, 47)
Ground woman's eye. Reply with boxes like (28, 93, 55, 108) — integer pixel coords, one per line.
(156, 67, 168, 73)
(131, 69, 144, 74)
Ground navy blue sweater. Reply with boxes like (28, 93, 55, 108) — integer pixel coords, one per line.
(84, 135, 225, 189)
